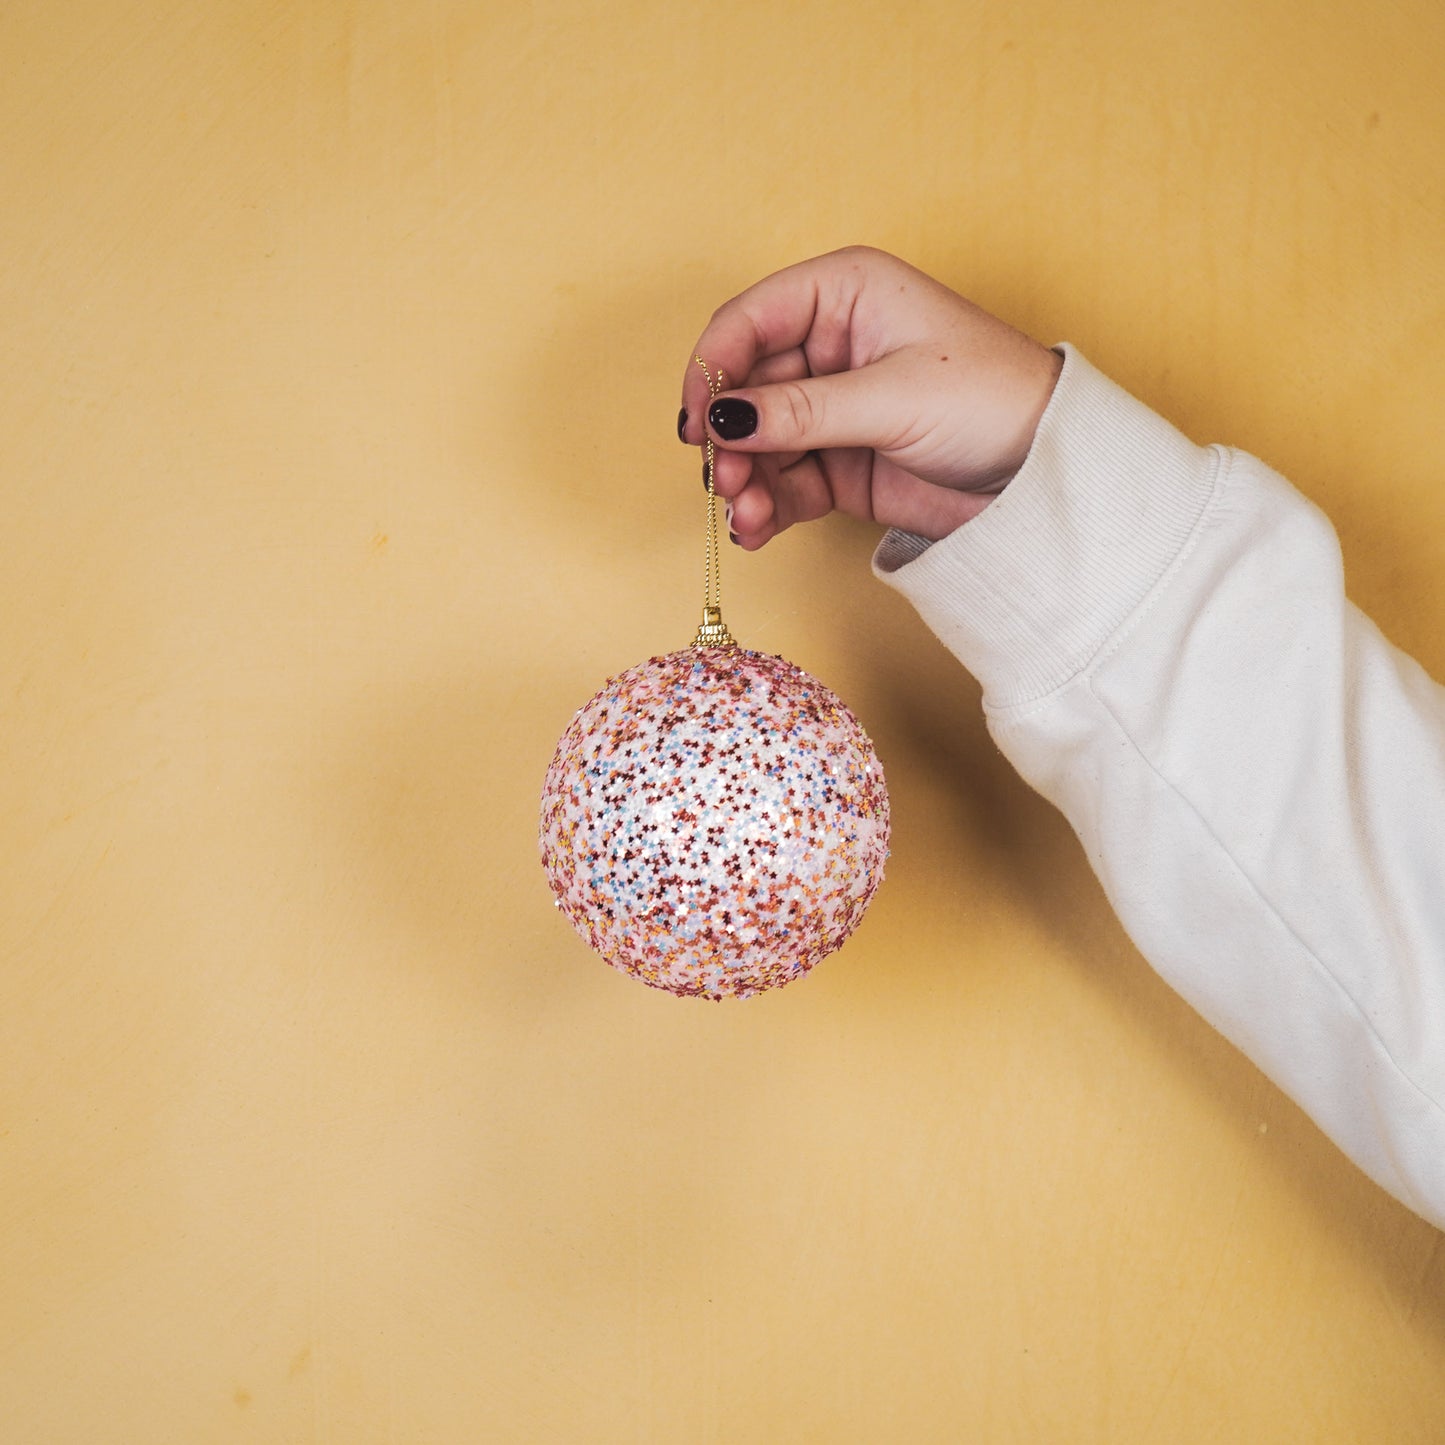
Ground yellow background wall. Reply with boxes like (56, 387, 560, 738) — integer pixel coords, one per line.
(3, 2, 1443, 1440)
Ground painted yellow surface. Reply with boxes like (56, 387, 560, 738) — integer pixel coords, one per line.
(3, 2, 1443, 1440)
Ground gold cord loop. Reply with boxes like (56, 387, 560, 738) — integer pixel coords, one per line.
(693, 355, 736, 648)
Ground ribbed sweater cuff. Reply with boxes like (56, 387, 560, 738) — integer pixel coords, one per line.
(872, 344, 1220, 709)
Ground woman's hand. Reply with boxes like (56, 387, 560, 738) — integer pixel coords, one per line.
(679, 246, 1062, 548)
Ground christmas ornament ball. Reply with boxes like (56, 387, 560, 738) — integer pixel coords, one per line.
(540, 646, 890, 999)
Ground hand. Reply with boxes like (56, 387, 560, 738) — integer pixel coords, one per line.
(679, 246, 1063, 548)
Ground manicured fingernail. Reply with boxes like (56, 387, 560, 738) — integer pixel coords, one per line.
(729, 531, 741, 546)
(676, 407, 688, 442)
(702, 459, 712, 491)
(709, 398, 757, 440)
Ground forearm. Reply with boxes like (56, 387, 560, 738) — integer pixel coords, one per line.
(876, 347, 1445, 1228)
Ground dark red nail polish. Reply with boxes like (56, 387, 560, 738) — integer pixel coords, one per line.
(729, 531, 741, 546)
(709, 398, 757, 440)
(676, 407, 688, 442)
(702, 459, 712, 491)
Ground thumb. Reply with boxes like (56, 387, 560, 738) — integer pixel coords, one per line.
(704, 358, 915, 456)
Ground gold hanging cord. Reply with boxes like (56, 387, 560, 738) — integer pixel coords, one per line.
(693, 355, 736, 648)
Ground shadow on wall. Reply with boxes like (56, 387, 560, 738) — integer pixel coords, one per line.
(307, 254, 1445, 1357)
(849, 583, 1445, 1340)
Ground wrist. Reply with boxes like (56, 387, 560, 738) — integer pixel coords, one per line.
(995, 343, 1065, 489)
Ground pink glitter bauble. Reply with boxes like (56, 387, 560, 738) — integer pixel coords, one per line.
(539, 647, 890, 999)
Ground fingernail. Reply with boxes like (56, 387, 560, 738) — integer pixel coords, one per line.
(676, 407, 688, 442)
(709, 398, 757, 440)
(729, 531, 741, 546)
(702, 459, 712, 491)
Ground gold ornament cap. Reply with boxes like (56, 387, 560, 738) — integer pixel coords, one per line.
(694, 604, 736, 648)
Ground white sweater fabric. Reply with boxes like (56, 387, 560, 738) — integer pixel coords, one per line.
(873, 345, 1445, 1231)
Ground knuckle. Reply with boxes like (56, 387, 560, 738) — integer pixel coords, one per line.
(832, 242, 888, 270)
(777, 380, 819, 441)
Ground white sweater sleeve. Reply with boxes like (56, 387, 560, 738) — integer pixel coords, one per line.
(873, 345, 1445, 1231)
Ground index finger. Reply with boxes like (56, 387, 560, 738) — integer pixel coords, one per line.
(679, 247, 900, 437)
